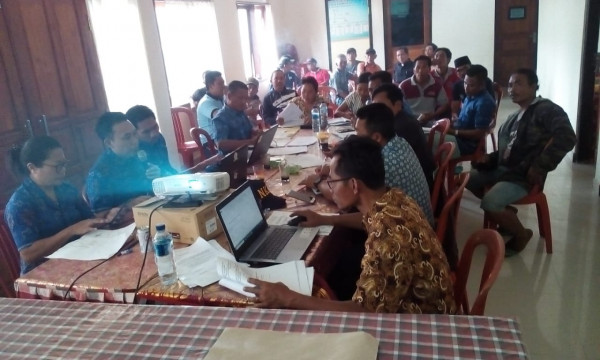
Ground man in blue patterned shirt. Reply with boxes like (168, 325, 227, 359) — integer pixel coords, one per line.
(213, 81, 260, 155)
(354, 103, 434, 225)
(86, 112, 163, 217)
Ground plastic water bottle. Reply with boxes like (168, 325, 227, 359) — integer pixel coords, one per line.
(153, 224, 177, 286)
(311, 107, 320, 133)
(319, 102, 328, 131)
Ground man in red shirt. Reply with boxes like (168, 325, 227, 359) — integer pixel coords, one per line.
(305, 58, 330, 86)
(432, 47, 460, 101)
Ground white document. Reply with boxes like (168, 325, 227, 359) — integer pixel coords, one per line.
(278, 103, 305, 127)
(286, 136, 317, 147)
(174, 238, 236, 287)
(267, 146, 308, 156)
(328, 117, 351, 125)
(47, 223, 136, 261)
(216, 257, 313, 297)
(285, 154, 324, 168)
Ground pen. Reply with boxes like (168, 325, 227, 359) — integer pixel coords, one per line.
(119, 248, 133, 256)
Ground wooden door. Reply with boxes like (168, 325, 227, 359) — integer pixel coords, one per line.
(0, 0, 108, 206)
(494, 0, 539, 86)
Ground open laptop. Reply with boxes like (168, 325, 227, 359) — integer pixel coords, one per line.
(247, 125, 278, 165)
(215, 181, 319, 264)
(219, 145, 248, 189)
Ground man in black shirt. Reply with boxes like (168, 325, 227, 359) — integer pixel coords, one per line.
(393, 47, 414, 85)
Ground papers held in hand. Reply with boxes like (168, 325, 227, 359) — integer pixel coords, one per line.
(278, 102, 305, 128)
(216, 257, 314, 298)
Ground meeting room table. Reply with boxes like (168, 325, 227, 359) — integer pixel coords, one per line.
(0, 297, 529, 359)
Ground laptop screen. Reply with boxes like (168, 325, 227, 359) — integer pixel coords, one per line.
(217, 184, 264, 250)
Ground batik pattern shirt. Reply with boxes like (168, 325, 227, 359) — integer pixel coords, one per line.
(5, 178, 93, 274)
(352, 188, 456, 314)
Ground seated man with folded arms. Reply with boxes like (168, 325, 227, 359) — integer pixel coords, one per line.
(262, 70, 296, 126)
(345, 47, 363, 75)
(126, 105, 177, 175)
(197, 70, 225, 143)
(467, 68, 576, 255)
(442, 65, 496, 158)
(333, 72, 371, 122)
(301, 103, 434, 226)
(213, 80, 260, 154)
(371, 84, 435, 190)
(86, 112, 162, 218)
(330, 54, 355, 103)
(400, 55, 449, 127)
(246, 135, 455, 314)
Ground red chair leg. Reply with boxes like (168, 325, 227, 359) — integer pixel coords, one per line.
(536, 194, 553, 254)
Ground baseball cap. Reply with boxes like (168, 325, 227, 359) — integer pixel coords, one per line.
(246, 77, 259, 87)
(454, 56, 471, 68)
(279, 56, 294, 67)
(366, 48, 376, 55)
(305, 57, 317, 64)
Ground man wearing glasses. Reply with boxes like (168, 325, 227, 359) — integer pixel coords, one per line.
(245, 136, 455, 314)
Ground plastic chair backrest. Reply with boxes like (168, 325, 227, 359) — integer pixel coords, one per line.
(431, 142, 455, 211)
(0, 210, 20, 297)
(454, 228, 505, 315)
(190, 127, 217, 161)
(435, 172, 469, 244)
(427, 118, 450, 150)
(171, 107, 197, 147)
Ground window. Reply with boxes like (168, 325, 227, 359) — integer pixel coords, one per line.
(237, 4, 277, 80)
(155, 0, 224, 106)
(389, 0, 424, 46)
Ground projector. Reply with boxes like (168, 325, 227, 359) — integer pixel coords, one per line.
(152, 172, 230, 197)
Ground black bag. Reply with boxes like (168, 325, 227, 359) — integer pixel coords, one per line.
(248, 179, 287, 211)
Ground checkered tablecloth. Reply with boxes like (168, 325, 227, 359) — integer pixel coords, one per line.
(0, 298, 528, 359)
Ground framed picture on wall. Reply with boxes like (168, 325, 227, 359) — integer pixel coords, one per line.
(325, 0, 372, 70)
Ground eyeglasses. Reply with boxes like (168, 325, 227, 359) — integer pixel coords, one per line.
(43, 161, 68, 172)
(326, 177, 350, 189)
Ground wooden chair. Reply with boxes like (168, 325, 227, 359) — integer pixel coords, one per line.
(190, 127, 218, 161)
(454, 229, 505, 315)
(0, 210, 20, 298)
(435, 173, 469, 245)
(431, 142, 455, 211)
(484, 185, 553, 253)
(171, 107, 201, 168)
(427, 118, 450, 150)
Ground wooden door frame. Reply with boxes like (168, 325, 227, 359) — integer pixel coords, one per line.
(574, 0, 599, 163)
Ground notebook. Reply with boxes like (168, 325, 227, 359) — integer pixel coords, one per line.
(215, 181, 319, 264)
(220, 145, 248, 189)
(247, 125, 278, 165)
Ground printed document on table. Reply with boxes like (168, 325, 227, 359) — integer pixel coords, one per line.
(174, 238, 236, 287)
(286, 136, 317, 147)
(216, 258, 313, 297)
(47, 223, 136, 260)
(328, 117, 351, 125)
(278, 103, 304, 127)
(285, 154, 324, 168)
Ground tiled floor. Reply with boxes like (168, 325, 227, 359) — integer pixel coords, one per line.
(456, 98, 600, 360)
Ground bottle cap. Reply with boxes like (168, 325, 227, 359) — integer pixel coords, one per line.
(155, 224, 166, 231)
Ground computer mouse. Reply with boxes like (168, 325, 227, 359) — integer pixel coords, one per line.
(287, 215, 307, 226)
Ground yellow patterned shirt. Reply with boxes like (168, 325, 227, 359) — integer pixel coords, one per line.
(352, 188, 456, 314)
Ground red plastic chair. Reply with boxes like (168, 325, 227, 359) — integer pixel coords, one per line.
(0, 210, 20, 298)
(190, 127, 218, 162)
(431, 142, 455, 211)
(484, 185, 553, 253)
(454, 228, 505, 315)
(435, 173, 469, 245)
(427, 118, 450, 150)
(171, 107, 201, 168)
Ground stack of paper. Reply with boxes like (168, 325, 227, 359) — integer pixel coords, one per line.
(173, 238, 238, 287)
(328, 117, 351, 125)
(267, 146, 308, 156)
(217, 257, 314, 297)
(278, 103, 304, 128)
(47, 223, 136, 260)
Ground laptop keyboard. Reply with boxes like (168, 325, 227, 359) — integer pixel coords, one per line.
(252, 227, 297, 259)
